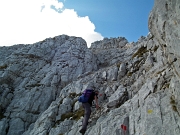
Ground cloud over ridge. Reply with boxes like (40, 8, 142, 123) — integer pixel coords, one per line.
(0, 0, 103, 47)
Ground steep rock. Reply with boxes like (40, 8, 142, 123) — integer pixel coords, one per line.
(0, 35, 98, 135)
(0, 0, 180, 135)
(149, 0, 180, 119)
(90, 37, 130, 67)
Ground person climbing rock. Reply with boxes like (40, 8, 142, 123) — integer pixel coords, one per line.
(79, 86, 100, 134)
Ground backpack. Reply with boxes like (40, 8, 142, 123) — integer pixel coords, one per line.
(78, 89, 94, 103)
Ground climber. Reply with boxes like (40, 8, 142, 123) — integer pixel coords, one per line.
(79, 87, 100, 134)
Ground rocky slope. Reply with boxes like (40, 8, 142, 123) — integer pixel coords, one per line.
(0, 0, 180, 135)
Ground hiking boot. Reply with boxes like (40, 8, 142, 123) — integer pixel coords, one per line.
(79, 129, 86, 134)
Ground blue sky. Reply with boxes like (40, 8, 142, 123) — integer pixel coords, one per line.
(61, 0, 154, 42)
(0, 0, 154, 47)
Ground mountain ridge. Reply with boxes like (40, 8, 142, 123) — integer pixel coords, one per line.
(1, 0, 180, 135)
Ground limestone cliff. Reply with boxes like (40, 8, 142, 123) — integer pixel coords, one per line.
(0, 0, 180, 135)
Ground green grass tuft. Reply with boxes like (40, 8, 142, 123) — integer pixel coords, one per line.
(69, 92, 78, 98)
(60, 112, 74, 121)
(132, 46, 147, 58)
(153, 46, 159, 52)
(0, 111, 5, 120)
(116, 62, 121, 68)
(172, 105, 178, 112)
(127, 71, 133, 76)
(170, 95, 176, 105)
(0, 64, 8, 69)
(60, 107, 84, 121)
(72, 108, 84, 121)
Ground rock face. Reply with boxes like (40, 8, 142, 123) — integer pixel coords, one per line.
(0, 35, 98, 135)
(90, 37, 130, 67)
(149, 0, 180, 129)
(0, 0, 180, 135)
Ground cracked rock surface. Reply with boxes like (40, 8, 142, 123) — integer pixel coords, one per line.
(1, 0, 180, 135)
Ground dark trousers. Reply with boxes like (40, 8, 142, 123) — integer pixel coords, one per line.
(82, 103, 91, 130)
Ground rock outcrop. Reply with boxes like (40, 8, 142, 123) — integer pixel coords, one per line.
(0, 0, 180, 135)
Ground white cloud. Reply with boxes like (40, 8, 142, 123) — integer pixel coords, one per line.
(0, 0, 103, 47)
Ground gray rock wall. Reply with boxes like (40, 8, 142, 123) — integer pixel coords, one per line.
(149, 0, 180, 119)
(0, 35, 98, 135)
(90, 37, 130, 67)
(0, 0, 180, 135)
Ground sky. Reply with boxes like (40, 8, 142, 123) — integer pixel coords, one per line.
(0, 0, 154, 48)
